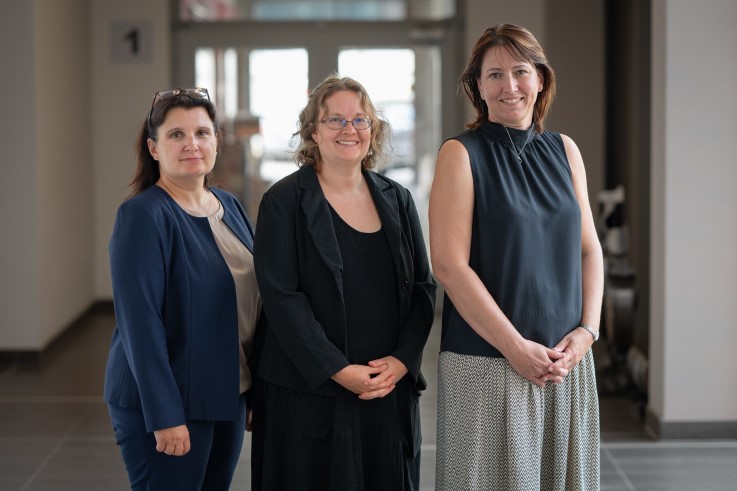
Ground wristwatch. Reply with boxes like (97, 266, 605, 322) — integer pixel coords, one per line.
(578, 323, 599, 342)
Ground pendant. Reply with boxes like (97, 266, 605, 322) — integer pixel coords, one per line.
(517, 157, 522, 163)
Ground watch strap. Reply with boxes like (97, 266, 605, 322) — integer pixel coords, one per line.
(579, 323, 599, 342)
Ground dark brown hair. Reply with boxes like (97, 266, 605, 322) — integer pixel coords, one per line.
(292, 74, 391, 170)
(461, 24, 556, 133)
(129, 90, 221, 197)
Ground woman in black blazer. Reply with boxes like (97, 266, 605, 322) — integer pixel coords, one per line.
(251, 75, 436, 490)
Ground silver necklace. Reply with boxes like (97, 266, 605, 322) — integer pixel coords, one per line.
(502, 124, 533, 163)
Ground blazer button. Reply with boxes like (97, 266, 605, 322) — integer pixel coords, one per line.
(401, 280, 409, 290)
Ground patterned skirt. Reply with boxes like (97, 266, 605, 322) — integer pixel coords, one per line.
(436, 350, 600, 491)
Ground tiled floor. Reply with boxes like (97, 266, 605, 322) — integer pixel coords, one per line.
(1, 307, 736, 490)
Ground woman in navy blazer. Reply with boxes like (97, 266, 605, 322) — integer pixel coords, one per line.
(251, 76, 436, 490)
(104, 88, 259, 490)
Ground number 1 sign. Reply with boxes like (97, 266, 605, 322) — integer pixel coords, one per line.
(110, 21, 152, 63)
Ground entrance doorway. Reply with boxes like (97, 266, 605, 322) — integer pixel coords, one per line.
(173, 20, 457, 222)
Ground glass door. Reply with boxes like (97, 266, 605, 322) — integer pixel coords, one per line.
(188, 47, 309, 217)
(173, 21, 457, 226)
(338, 48, 416, 185)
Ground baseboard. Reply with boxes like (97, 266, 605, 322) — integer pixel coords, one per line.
(646, 407, 737, 439)
(0, 300, 114, 368)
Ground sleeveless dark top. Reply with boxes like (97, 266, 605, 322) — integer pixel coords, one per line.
(440, 122, 582, 358)
(329, 205, 400, 364)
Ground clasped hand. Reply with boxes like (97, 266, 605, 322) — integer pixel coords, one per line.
(506, 329, 593, 387)
(332, 356, 408, 400)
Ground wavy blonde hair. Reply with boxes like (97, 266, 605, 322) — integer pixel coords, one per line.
(291, 74, 391, 170)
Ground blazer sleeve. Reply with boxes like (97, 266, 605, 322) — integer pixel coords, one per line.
(254, 191, 350, 390)
(109, 202, 186, 431)
(391, 189, 437, 382)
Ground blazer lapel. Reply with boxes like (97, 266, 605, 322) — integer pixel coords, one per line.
(298, 167, 344, 279)
(365, 171, 402, 273)
(212, 189, 254, 253)
(222, 213, 253, 253)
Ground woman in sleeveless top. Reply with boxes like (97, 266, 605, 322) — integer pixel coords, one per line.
(251, 75, 436, 490)
(430, 24, 604, 490)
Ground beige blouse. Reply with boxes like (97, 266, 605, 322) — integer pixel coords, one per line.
(207, 200, 261, 394)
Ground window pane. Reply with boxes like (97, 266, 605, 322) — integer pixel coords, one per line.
(339, 49, 415, 183)
(179, 0, 454, 22)
(249, 49, 309, 183)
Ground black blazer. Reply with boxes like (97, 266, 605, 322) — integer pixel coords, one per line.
(252, 165, 436, 396)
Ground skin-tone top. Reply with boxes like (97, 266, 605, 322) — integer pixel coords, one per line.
(207, 199, 261, 393)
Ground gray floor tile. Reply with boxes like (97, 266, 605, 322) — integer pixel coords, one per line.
(0, 441, 53, 490)
(230, 432, 253, 488)
(606, 443, 737, 491)
(419, 447, 436, 490)
(0, 402, 89, 438)
(24, 440, 129, 491)
(2, 308, 737, 490)
(68, 402, 116, 438)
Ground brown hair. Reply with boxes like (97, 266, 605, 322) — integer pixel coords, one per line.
(292, 74, 391, 170)
(460, 24, 556, 133)
(129, 90, 221, 197)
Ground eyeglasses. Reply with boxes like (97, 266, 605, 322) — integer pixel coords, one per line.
(320, 117, 373, 130)
(147, 87, 210, 125)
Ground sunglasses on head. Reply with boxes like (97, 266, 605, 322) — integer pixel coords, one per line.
(147, 87, 211, 126)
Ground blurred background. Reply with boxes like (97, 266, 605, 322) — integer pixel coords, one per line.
(1, 0, 736, 489)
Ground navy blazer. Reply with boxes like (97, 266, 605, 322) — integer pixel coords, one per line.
(252, 165, 436, 396)
(104, 186, 255, 432)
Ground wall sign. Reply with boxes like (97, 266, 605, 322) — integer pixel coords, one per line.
(110, 21, 152, 63)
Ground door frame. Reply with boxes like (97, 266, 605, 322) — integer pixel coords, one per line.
(171, 19, 465, 141)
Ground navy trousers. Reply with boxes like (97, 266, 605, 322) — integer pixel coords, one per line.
(108, 394, 246, 491)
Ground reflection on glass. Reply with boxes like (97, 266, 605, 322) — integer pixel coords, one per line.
(179, 0, 454, 21)
(195, 47, 238, 119)
(339, 49, 416, 184)
(195, 48, 216, 98)
(223, 49, 238, 119)
(180, 0, 243, 21)
(253, 1, 405, 20)
(249, 49, 309, 183)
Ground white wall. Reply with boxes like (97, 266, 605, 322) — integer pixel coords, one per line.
(465, 0, 545, 50)
(649, 0, 667, 425)
(544, 0, 605, 209)
(650, 0, 737, 423)
(35, 0, 94, 346)
(0, 1, 39, 348)
(0, 0, 95, 349)
(0, 0, 169, 350)
(91, 0, 171, 299)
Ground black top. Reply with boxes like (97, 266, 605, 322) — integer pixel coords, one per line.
(252, 165, 436, 395)
(329, 205, 400, 365)
(250, 168, 436, 489)
(440, 122, 583, 358)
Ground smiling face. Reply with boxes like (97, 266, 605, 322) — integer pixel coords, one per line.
(147, 106, 217, 184)
(311, 90, 371, 170)
(477, 46, 542, 129)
